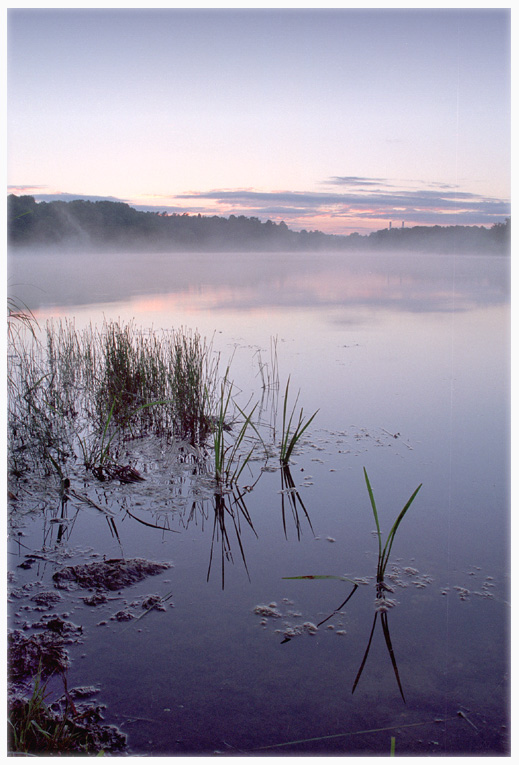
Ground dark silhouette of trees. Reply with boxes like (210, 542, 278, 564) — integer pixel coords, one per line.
(7, 195, 510, 254)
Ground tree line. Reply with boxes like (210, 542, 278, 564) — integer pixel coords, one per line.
(7, 194, 510, 254)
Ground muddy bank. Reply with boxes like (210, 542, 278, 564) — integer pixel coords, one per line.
(8, 556, 174, 755)
(8, 627, 127, 755)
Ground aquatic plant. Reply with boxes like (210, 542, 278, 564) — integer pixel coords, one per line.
(255, 335, 279, 392)
(281, 469, 422, 700)
(351, 470, 422, 701)
(7, 294, 39, 340)
(210, 370, 262, 489)
(167, 327, 219, 444)
(363, 467, 422, 587)
(8, 664, 87, 755)
(279, 377, 318, 465)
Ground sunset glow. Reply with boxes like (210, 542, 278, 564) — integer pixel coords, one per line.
(7, 8, 510, 235)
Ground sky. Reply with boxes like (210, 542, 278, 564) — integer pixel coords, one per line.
(7, 6, 511, 235)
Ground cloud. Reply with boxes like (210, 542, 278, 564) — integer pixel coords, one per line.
(327, 176, 391, 187)
(30, 193, 125, 204)
(173, 183, 510, 226)
(8, 184, 50, 193)
(11, 178, 509, 233)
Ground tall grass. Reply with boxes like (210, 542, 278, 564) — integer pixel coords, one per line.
(279, 377, 318, 466)
(7, 319, 222, 481)
(8, 318, 281, 493)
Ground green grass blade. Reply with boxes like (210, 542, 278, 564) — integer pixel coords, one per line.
(380, 483, 422, 576)
(363, 468, 382, 568)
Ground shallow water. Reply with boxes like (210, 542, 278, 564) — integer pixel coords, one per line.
(8, 249, 510, 755)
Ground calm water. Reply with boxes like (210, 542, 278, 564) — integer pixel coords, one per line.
(8, 249, 510, 755)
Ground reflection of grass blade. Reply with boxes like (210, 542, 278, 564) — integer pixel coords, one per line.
(124, 508, 180, 533)
(352, 612, 378, 695)
(207, 491, 257, 589)
(280, 465, 314, 538)
(283, 575, 357, 582)
(380, 611, 406, 703)
(316, 583, 359, 627)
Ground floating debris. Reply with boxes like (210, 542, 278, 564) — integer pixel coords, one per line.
(253, 604, 282, 618)
(30, 591, 63, 608)
(8, 629, 70, 681)
(82, 592, 108, 606)
(278, 621, 319, 641)
(53, 558, 171, 591)
(141, 594, 168, 611)
(112, 610, 134, 622)
(374, 597, 399, 613)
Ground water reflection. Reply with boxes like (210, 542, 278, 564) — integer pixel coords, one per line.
(9, 250, 509, 317)
(352, 606, 406, 703)
(207, 490, 257, 589)
(280, 464, 314, 539)
(7, 249, 509, 754)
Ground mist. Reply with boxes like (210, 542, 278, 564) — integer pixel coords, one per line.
(8, 248, 509, 318)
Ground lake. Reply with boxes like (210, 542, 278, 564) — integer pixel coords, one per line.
(8, 248, 510, 755)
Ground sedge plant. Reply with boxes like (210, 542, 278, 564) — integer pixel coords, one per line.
(279, 377, 318, 466)
(210, 370, 264, 489)
(363, 467, 422, 586)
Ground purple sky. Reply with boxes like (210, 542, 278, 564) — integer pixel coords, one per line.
(8, 8, 511, 234)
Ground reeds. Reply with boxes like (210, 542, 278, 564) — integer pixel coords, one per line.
(210, 369, 263, 490)
(279, 377, 318, 466)
(7, 319, 224, 480)
(8, 319, 320, 512)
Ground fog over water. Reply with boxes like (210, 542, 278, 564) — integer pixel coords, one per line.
(7, 248, 510, 755)
(9, 248, 509, 315)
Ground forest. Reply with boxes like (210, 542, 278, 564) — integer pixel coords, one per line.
(7, 194, 510, 254)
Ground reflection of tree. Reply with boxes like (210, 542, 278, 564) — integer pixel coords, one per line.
(207, 490, 257, 589)
(280, 465, 314, 539)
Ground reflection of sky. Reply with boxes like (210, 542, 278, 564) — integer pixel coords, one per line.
(9, 249, 509, 750)
(16, 253, 508, 551)
(9, 250, 509, 320)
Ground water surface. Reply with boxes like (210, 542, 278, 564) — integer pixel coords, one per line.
(8, 249, 510, 755)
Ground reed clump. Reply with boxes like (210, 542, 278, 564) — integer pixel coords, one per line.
(7, 319, 222, 480)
